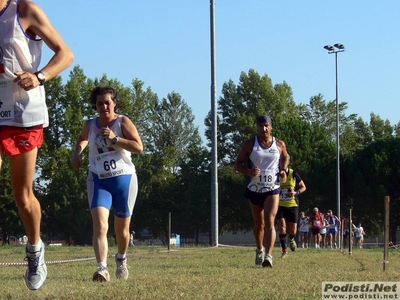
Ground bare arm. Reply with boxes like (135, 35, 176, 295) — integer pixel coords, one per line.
(297, 180, 306, 194)
(14, 0, 74, 89)
(234, 138, 260, 177)
(114, 116, 143, 154)
(276, 138, 289, 183)
(71, 121, 89, 170)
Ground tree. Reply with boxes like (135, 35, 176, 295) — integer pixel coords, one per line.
(218, 165, 253, 234)
(0, 160, 23, 241)
(206, 68, 298, 165)
(302, 94, 359, 155)
(176, 143, 211, 243)
(273, 118, 336, 212)
(342, 138, 400, 241)
(134, 91, 204, 240)
(147, 92, 201, 176)
(369, 113, 393, 140)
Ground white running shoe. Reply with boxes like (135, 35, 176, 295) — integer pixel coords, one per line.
(115, 254, 129, 280)
(262, 254, 273, 268)
(289, 239, 297, 252)
(93, 266, 110, 282)
(255, 247, 265, 265)
(25, 240, 47, 290)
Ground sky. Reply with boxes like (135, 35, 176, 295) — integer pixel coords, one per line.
(38, 1, 400, 142)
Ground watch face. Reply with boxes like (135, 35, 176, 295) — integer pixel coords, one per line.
(36, 72, 45, 85)
(37, 72, 45, 81)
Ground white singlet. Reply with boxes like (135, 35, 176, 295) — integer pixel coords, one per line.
(0, 0, 47, 127)
(247, 136, 281, 193)
(88, 115, 136, 179)
(299, 217, 309, 233)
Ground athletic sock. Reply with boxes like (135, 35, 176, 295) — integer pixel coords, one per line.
(116, 253, 126, 260)
(279, 234, 287, 250)
(27, 239, 42, 252)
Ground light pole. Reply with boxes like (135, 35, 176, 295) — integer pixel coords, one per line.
(210, 0, 218, 247)
(324, 43, 345, 249)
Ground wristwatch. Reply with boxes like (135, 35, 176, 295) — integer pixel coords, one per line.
(112, 136, 119, 144)
(35, 71, 46, 86)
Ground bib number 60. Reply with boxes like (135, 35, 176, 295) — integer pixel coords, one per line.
(103, 159, 117, 171)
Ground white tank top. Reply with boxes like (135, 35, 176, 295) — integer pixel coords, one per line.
(0, 0, 47, 127)
(247, 136, 281, 193)
(299, 217, 309, 232)
(88, 115, 136, 178)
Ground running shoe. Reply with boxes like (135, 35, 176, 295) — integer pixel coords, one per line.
(25, 240, 47, 290)
(93, 266, 110, 282)
(115, 254, 129, 280)
(281, 250, 288, 258)
(255, 247, 265, 265)
(289, 238, 297, 252)
(262, 254, 273, 268)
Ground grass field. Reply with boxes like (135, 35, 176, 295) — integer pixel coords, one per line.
(0, 244, 399, 300)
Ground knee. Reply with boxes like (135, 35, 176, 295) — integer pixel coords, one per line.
(264, 216, 276, 228)
(14, 198, 29, 209)
(254, 222, 264, 231)
(253, 218, 264, 229)
(116, 228, 130, 238)
(93, 222, 109, 236)
(14, 194, 37, 210)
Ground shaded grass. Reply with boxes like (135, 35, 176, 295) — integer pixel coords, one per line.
(0, 245, 399, 299)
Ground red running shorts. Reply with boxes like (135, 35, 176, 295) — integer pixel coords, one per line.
(0, 125, 44, 156)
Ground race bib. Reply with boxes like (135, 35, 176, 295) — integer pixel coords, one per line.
(313, 220, 320, 227)
(0, 80, 14, 120)
(280, 188, 292, 201)
(247, 169, 276, 193)
(95, 151, 126, 179)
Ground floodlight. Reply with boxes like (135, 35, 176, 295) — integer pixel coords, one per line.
(334, 43, 345, 50)
(324, 45, 334, 51)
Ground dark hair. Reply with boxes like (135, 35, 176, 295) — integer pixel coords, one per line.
(89, 86, 121, 110)
(256, 115, 272, 125)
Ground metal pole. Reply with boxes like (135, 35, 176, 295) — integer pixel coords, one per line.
(324, 44, 345, 249)
(168, 212, 171, 252)
(335, 52, 341, 249)
(210, 0, 218, 247)
(383, 196, 390, 271)
(349, 208, 352, 255)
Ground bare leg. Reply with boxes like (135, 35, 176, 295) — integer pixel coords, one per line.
(114, 216, 131, 255)
(9, 148, 41, 245)
(91, 207, 110, 264)
(278, 218, 286, 236)
(287, 222, 297, 236)
(249, 201, 264, 250)
(263, 194, 279, 255)
(277, 218, 287, 252)
(0, 146, 3, 170)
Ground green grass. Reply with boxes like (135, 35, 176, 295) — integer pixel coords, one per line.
(0, 245, 399, 299)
